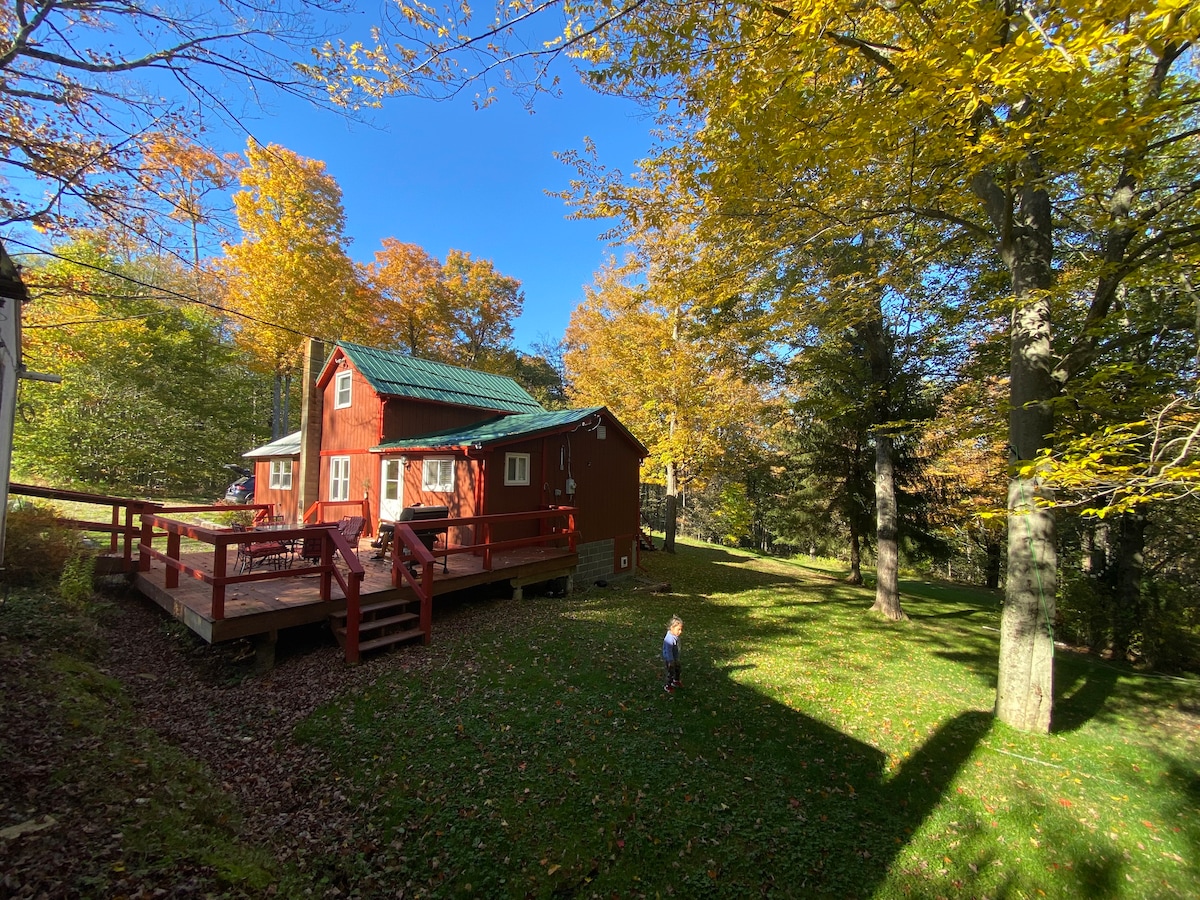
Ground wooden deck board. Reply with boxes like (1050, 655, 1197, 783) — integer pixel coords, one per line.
(132, 540, 577, 644)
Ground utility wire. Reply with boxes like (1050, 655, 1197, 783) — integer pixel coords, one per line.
(25, 313, 157, 328)
(3, 236, 327, 342)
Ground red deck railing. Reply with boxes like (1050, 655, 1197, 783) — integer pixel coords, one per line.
(136, 512, 363, 623)
(17, 483, 575, 665)
(9, 483, 288, 575)
(382, 506, 578, 662)
(10, 482, 158, 567)
(303, 498, 372, 534)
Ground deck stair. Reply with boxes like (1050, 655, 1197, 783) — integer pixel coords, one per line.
(330, 596, 425, 656)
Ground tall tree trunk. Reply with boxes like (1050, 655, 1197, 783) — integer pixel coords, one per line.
(985, 538, 1002, 590)
(992, 172, 1058, 734)
(1083, 521, 1112, 652)
(846, 524, 863, 585)
(663, 458, 678, 554)
(1110, 510, 1146, 663)
(870, 433, 906, 620)
(859, 291, 903, 620)
(1082, 521, 1109, 575)
(272, 373, 283, 440)
(282, 371, 292, 436)
(662, 315, 681, 554)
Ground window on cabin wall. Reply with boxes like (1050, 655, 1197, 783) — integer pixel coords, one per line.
(381, 458, 402, 503)
(422, 458, 454, 492)
(334, 370, 352, 409)
(330, 456, 351, 501)
(504, 453, 530, 486)
(270, 459, 293, 490)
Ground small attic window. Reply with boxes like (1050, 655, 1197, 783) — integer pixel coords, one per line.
(597, 425, 607, 440)
(334, 370, 352, 408)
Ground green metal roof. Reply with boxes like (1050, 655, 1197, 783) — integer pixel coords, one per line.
(337, 341, 545, 414)
(372, 407, 608, 452)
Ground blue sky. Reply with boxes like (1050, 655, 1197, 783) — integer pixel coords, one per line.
(229, 76, 654, 353)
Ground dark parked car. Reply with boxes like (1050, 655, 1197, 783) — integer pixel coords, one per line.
(222, 465, 255, 504)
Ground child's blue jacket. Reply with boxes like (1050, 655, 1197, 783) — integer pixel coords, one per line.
(663, 631, 680, 662)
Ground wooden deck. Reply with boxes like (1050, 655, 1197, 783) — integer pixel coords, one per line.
(133, 540, 578, 644)
(10, 483, 582, 660)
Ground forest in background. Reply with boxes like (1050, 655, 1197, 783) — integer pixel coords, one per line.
(4, 0, 1199, 734)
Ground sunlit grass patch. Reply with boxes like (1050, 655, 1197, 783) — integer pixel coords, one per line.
(293, 538, 1200, 898)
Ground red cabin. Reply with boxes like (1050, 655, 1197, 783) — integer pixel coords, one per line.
(246, 341, 648, 583)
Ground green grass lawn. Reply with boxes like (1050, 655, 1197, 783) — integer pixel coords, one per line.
(4, 536, 1196, 898)
(287, 540, 1199, 898)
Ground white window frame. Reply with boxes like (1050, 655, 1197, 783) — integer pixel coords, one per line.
(329, 456, 351, 501)
(504, 452, 530, 486)
(381, 458, 403, 503)
(334, 370, 352, 409)
(422, 458, 455, 493)
(269, 459, 293, 490)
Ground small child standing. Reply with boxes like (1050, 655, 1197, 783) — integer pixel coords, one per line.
(662, 615, 683, 693)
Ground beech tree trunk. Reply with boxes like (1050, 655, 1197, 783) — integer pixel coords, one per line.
(985, 540, 1002, 591)
(859, 291, 904, 620)
(870, 433, 906, 620)
(662, 319, 681, 554)
(846, 525, 863, 585)
(272, 373, 283, 440)
(1110, 511, 1146, 663)
(993, 174, 1058, 734)
(663, 459, 678, 554)
(282, 371, 292, 437)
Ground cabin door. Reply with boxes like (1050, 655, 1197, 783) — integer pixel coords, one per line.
(379, 457, 405, 523)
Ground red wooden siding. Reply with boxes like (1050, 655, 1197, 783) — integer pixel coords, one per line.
(319, 362, 385, 529)
(480, 441, 545, 545)
(251, 458, 300, 522)
(385, 454, 478, 546)
(382, 398, 505, 441)
(480, 411, 643, 572)
(558, 419, 643, 544)
(322, 363, 384, 451)
(315, 450, 376, 527)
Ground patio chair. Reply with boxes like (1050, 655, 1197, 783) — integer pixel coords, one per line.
(231, 523, 288, 573)
(267, 517, 301, 564)
(337, 516, 366, 559)
(298, 528, 326, 567)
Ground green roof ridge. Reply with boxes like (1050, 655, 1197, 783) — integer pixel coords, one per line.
(337, 341, 545, 414)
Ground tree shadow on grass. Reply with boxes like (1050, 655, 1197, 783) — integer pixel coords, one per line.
(300, 539, 1184, 899)
(907, 607, 987, 622)
(645, 544, 846, 595)
(1052, 651, 1121, 734)
(534, 622, 996, 897)
(537, 562, 999, 894)
(374, 593, 1000, 897)
(741, 705, 994, 897)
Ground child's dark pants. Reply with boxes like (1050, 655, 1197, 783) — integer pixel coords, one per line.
(664, 659, 680, 688)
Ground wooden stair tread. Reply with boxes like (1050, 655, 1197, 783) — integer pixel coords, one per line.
(330, 598, 417, 620)
(358, 628, 425, 652)
(355, 612, 419, 633)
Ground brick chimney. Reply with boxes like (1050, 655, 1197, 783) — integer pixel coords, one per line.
(296, 339, 325, 519)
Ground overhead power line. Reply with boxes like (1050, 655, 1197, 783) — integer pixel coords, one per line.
(2, 236, 327, 342)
